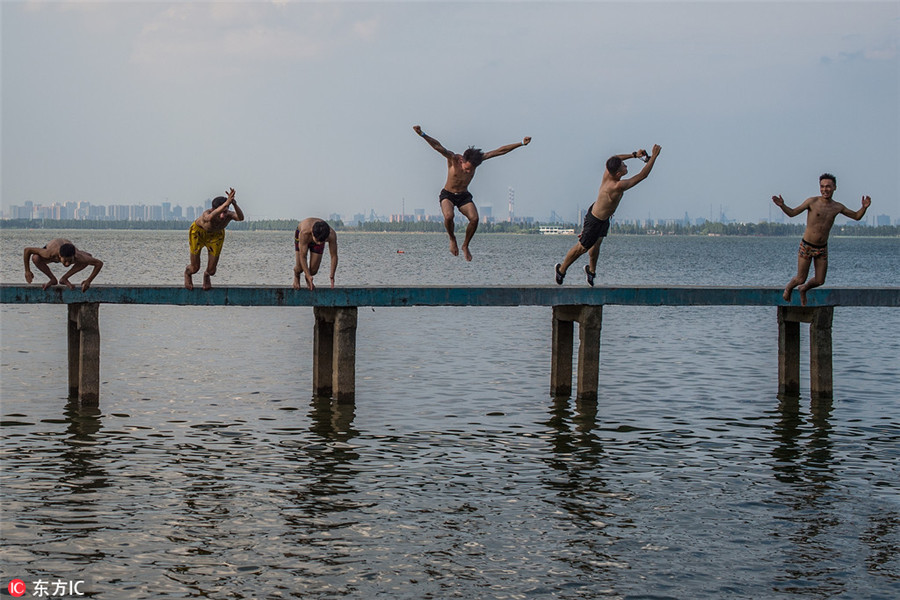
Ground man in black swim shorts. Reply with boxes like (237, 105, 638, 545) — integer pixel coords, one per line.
(439, 188, 474, 209)
(577, 211, 612, 252)
(555, 144, 661, 286)
(414, 125, 531, 261)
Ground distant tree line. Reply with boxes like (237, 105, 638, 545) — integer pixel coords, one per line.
(1, 218, 896, 237)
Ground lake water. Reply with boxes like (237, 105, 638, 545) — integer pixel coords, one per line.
(1, 229, 899, 599)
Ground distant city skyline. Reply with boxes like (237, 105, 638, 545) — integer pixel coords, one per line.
(3, 198, 895, 228)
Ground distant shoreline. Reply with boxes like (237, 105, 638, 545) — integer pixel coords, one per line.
(1, 218, 896, 238)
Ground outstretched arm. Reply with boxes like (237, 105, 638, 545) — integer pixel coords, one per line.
(613, 149, 651, 161)
(619, 144, 662, 190)
(483, 137, 531, 160)
(413, 125, 454, 159)
(328, 235, 338, 289)
(772, 195, 810, 218)
(841, 196, 871, 221)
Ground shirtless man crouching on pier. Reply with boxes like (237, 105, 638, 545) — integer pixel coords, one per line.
(23, 239, 104, 291)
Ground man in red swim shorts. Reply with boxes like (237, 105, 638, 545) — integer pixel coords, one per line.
(293, 217, 338, 291)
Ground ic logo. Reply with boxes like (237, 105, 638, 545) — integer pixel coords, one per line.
(8, 579, 26, 597)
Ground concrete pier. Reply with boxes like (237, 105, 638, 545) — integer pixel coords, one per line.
(778, 306, 834, 399)
(313, 307, 358, 403)
(67, 303, 101, 405)
(2, 284, 897, 406)
(552, 305, 603, 400)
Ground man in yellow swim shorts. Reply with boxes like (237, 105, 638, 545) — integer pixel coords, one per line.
(184, 187, 244, 290)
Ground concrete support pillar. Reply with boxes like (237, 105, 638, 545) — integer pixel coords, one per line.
(313, 306, 358, 403)
(551, 305, 603, 401)
(551, 306, 576, 397)
(67, 303, 100, 406)
(333, 307, 358, 404)
(67, 305, 81, 398)
(576, 306, 603, 401)
(313, 307, 336, 398)
(777, 306, 834, 400)
(777, 307, 801, 396)
(809, 307, 834, 400)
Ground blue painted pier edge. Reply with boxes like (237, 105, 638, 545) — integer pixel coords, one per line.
(2, 284, 898, 406)
(3, 284, 899, 308)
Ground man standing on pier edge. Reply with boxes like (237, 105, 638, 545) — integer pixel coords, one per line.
(184, 187, 244, 290)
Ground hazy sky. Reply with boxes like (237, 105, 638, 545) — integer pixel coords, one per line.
(2, 1, 898, 224)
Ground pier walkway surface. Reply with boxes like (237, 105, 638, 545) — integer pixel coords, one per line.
(2, 284, 898, 406)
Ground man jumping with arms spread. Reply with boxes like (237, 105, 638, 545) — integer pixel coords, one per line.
(773, 173, 871, 305)
(555, 145, 661, 286)
(413, 125, 531, 261)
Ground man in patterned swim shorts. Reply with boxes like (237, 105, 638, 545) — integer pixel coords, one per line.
(555, 144, 662, 286)
(184, 187, 244, 290)
(773, 173, 871, 305)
